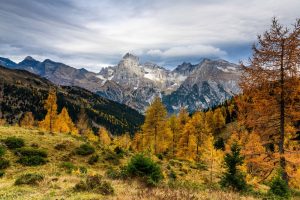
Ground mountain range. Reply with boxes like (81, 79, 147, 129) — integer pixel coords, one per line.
(0, 54, 242, 113)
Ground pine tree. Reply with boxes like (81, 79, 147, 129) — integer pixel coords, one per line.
(238, 18, 300, 183)
(39, 89, 58, 133)
(142, 96, 167, 154)
(19, 112, 35, 128)
(220, 141, 247, 191)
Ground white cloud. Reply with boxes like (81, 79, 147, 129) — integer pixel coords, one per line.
(147, 45, 226, 58)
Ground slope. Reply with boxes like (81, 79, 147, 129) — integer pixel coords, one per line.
(0, 66, 144, 135)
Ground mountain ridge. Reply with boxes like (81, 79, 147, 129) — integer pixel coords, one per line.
(0, 54, 242, 113)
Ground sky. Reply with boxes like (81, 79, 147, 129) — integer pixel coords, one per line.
(0, 0, 299, 72)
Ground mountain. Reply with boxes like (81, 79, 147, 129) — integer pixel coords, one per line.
(0, 66, 144, 135)
(0, 54, 242, 113)
(163, 59, 241, 112)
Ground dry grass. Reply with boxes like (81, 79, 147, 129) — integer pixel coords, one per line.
(0, 125, 263, 200)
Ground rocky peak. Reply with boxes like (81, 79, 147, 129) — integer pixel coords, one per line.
(122, 53, 139, 62)
(173, 62, 195, 76)
(117, 53, 141, 74)
(18, 56, 40, 67)
(24, 56, 36, 61)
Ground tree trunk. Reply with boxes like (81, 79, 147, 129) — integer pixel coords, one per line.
(279, 40, 288, 183)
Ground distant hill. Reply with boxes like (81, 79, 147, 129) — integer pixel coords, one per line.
(0, 66, 144, 135)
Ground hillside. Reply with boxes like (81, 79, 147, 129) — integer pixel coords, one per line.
(0, 66, 144, 135)
(0, 125, 261, 200)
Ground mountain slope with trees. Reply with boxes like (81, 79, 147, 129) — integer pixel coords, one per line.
(0, 66, 144, 135)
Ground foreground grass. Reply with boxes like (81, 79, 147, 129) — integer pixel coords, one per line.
(0, 125, 295, 199)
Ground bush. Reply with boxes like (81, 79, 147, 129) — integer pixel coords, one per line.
(74, 180, 88, 191)
(0, 145, 6, 157)
(220, 142, 247, 191)
(15, 147, 47, 157)
(3, 137, 25, 149)
(15, 173, 44, 185)
(0, 170, 4, 178)
(88, 154, 99, 165)
(0, 159, 10, 170)
(15, 147, 48, 166)
(98, 181, 115, 195)
(18, 155, 47, 166)
(103, 150, 120, 165)
(268, 170, 291, 199)
(54, 143, 67, 151)
(60, 162, 77, 174)
(74, 175, 114, 195)
(126, 153, 164, 186)
(75, 144, 95, 156)
(106, 167, 121, 180)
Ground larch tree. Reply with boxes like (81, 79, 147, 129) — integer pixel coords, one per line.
(55, 107, 78, 135)
(19, 112, 35, 128)
(131, 131, 145, 152)
(191, 112, 211, 159)
(98, 126, 111, 146)
(114, 132, 131, 149)
(238, 18, 300, 183)
(168, 114, 180, 157)
(39, 89, 58, 133)
(201, 134, 224, 185)
(142, 96, 168, 154)
(177, 120, 197, 160)
(205, 110, 215, 134)
(213, 108, 226, 135)
(76, 107, 90, 135)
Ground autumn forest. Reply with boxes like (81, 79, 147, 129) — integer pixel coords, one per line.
(0, 17, 300, 200)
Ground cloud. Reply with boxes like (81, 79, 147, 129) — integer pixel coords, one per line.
(0, 0, 300, 70)
(147, 45, 226, 58)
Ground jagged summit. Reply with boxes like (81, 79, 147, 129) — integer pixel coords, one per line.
(122, 53, 139, 61)
(24, 56, 36, 61)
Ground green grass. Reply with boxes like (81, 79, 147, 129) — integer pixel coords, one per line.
(1, 125, 297, 200)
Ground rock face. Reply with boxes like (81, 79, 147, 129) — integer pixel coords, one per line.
(0, 54, 242, 113)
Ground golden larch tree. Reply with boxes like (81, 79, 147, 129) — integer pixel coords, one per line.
(168, 114, 180, 157)
(98, 126, 111, 146)
(213, 108, 226, 135)
(238, 18, 300, 182)
(39, 89, 58, 133)
(55, 107, 78, 135)
(201, 134, 224, 185)
(142, 96, 168, 154)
